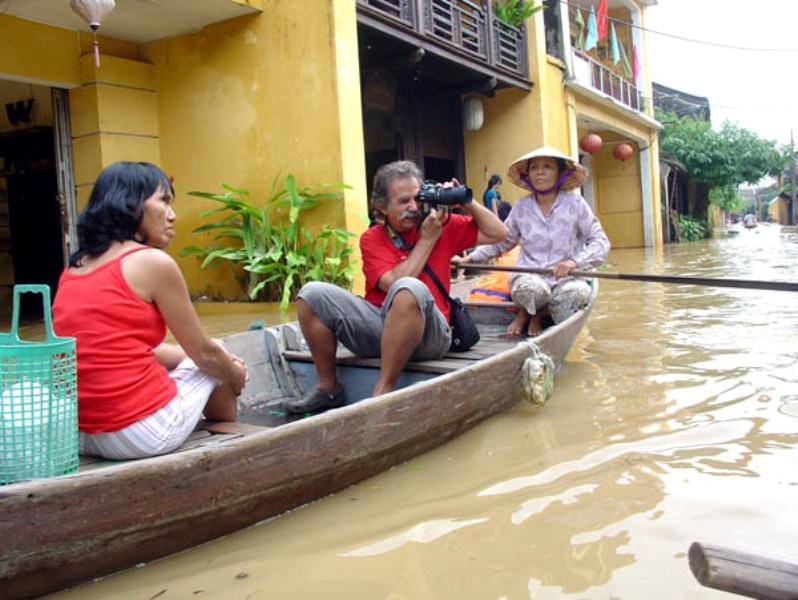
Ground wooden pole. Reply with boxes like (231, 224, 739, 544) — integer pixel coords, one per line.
(689, 542, 798, 600)
(459, 263, 798, 293)
(791, 130, 796, 226)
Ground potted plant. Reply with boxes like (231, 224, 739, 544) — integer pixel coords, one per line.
(493, 0, 544, 27)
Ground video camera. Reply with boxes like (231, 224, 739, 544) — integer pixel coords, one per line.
(416, 181, 472, 222)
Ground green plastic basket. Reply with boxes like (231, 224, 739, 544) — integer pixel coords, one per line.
(0, 285, 78, 485)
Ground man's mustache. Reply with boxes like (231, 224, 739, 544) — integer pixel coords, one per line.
(400, 210, 422, 220)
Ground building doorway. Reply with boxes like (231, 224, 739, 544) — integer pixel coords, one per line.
(0, 82, 73, 318)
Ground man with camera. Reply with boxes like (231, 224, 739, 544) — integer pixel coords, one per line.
(283, 160, 508, 415)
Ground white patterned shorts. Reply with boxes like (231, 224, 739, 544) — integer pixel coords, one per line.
(78, 357, 218, 460)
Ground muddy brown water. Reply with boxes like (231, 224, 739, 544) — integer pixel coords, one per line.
(44, 224, 798, 599)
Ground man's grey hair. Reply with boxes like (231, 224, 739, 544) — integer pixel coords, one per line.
(371, 160, 423, 212)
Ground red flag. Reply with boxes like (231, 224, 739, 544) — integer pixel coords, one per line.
(596, 0, 608, 40)
(632, 43, 641, 80)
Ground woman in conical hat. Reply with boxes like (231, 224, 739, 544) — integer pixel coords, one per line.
(457, 145, 610, 336)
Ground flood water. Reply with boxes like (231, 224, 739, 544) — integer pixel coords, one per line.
(52, 224, 798, 599)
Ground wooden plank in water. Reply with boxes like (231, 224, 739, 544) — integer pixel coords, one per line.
(689, 541, 798, 600)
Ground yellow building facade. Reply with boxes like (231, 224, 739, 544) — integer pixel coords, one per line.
(465, 1, 661, 250)
(0, 0, 661, 306)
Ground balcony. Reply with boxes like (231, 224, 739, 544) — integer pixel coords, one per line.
(571, 49, 642, 112)
(357, 0, 530, 90)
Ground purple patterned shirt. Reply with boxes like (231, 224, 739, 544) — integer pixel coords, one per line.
(469, 190, 610, 285)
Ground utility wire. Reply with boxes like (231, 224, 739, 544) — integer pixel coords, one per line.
(560, 0, 798, 53)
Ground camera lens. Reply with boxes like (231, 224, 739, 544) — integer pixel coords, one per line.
(417, 182, 472, 206)
(437, 186, 472, 205)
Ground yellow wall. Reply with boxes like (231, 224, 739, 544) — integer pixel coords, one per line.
(70, 55, 160, 208)
(141, 0, 366, 298)
(0, 15, 80, 86)
(0, 3, 365, 300)
(588, 134, 644, 247)
(2, 0, 662, 305)
(464, 9, 661, 251)
(463, 14, 560, 204)
(463, 87, 542, 203)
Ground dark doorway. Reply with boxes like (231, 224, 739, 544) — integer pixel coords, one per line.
(361, 83, 464, 203)
(359, 26, 467, 218)
(0, 126, 64, 317)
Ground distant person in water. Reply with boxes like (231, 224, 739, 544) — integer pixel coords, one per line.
(53, 161, 249, 460)
(454, 146, 610, 337)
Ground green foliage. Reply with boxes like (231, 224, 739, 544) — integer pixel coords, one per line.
(708, 185, 747, 212)
(656, 109, 786, 188)
(678, 214, 707, 242)
(493, 0, 544, 27)
(181, 175, 357, 312)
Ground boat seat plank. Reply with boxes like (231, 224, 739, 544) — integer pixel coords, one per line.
(76, 421, 268, 473)
(283, 331, 524, 373)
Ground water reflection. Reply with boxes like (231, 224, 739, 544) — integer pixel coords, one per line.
(51, 225, 798, 599)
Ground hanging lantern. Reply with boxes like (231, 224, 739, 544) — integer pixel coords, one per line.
(579, 133, 603, 154)
(70, 0, 116, 68)
(462, 96, 484, 131)
(613, 142, 634, 162)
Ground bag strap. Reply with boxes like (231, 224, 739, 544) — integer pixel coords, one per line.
(385, 225, 454, 304)
(422, 264, 454, 304)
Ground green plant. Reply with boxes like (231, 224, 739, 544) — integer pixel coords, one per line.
(181, 174, 357, 311)
(677, 214, 707, 242)
(493, 0, 544, 27)
(708, 185, 747, 212)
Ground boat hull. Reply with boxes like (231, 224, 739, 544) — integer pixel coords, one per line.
(0, 282, 596, 598)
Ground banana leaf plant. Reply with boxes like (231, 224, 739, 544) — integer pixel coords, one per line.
(181, 174, 357, 312)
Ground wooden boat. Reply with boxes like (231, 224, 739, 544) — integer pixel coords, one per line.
(0, 278, 597, 599)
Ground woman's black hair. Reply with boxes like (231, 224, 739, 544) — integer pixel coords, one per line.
(69, 161, 173, 267)
(483, 173, 502, 204)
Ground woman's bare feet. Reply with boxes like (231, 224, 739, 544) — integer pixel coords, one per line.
(506, 310, 528, 336)
(527, 313, 543, 337)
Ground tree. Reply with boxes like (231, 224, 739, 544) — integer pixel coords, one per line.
(656, 109, 788, 219)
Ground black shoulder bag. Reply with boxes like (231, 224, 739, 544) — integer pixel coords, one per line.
(423, 266, 480, 353)
(384, 225, 480, 352)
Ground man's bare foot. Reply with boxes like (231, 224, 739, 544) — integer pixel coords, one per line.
(527, 314, 543, 337)
(506, 311, 528, 336)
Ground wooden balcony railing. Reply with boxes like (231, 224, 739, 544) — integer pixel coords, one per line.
(572, 49, 643, 112)
(357, 0, 528, 80)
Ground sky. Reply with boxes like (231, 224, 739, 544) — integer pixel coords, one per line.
(645, 0, 798, 147)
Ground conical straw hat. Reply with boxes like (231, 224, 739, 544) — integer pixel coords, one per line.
(507, 146, 588, 192)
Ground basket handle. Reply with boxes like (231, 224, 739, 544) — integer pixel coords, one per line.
(11, 284, 58, 343)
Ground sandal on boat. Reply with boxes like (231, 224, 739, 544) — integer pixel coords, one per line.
(284, 385, 346, 415)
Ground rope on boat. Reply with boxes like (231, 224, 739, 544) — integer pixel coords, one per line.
(521, 342, 555, 406)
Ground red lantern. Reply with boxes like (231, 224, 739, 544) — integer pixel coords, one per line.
(613, 142, 634, 162)
(579, 133, 603, 154)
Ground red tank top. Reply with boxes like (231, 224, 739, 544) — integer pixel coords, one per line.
(52, 246, 177, 432)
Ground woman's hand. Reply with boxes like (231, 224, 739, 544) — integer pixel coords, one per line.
(553, 259, 577, 279)
(451, 254, 472, 266)
(228, 354, 249, 395)
(213, 340, 249, 395)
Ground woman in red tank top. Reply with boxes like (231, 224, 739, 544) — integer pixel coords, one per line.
(53, 162, 249, 459)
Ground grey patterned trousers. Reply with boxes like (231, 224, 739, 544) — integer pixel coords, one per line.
(510, 275, 591, 324)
